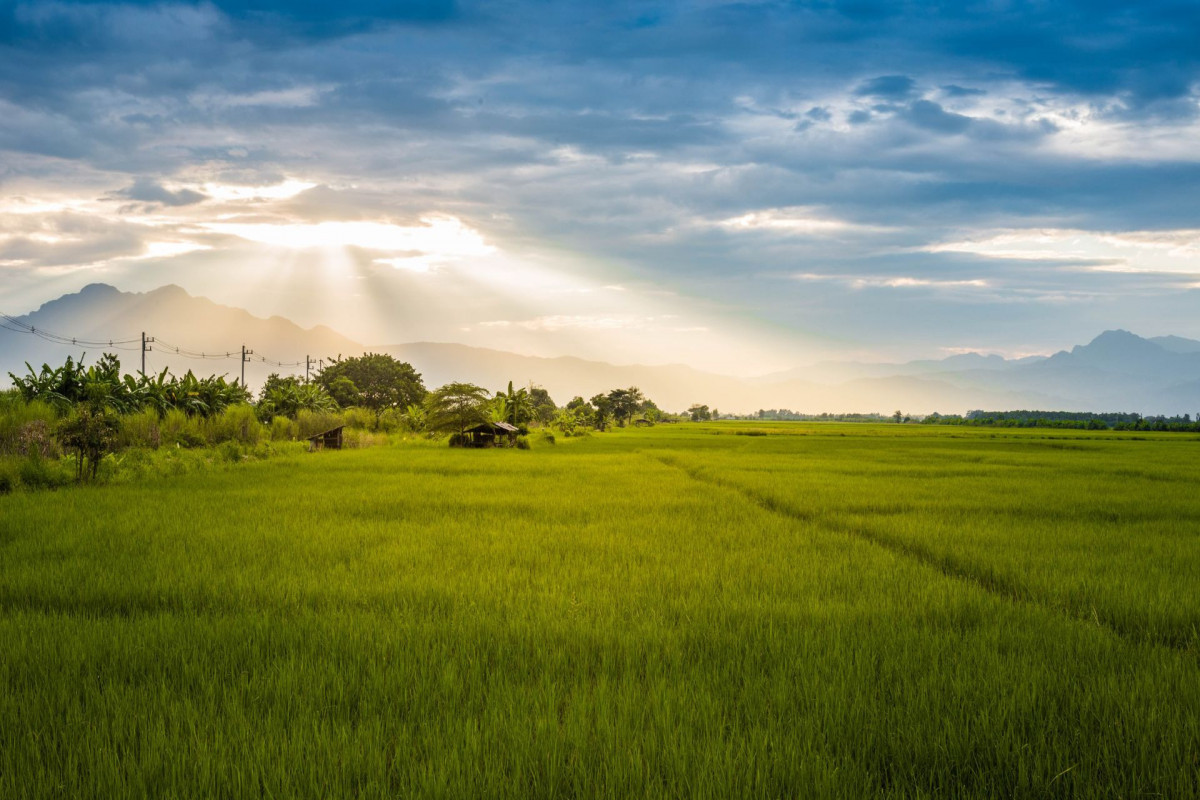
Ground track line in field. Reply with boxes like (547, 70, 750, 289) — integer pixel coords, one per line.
(646, 452, 1196, 655)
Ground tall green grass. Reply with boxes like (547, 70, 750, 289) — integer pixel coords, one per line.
(1, 424, 1197, 798)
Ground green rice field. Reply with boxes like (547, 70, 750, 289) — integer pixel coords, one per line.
(2, 423, 1198, 798)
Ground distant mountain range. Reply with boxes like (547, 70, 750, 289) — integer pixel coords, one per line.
(2, 283, 1199, 415)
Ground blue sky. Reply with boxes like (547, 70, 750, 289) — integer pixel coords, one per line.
(2, 0, 1199, 372)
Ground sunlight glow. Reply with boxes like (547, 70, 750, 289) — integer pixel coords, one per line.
(204, 216, 496, 258)
(201, 179, 318, 201)
(718, 208, 887, 235)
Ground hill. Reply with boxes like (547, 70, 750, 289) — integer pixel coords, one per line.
(3, 285, 1199, 414)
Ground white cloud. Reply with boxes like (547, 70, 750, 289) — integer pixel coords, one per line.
(927, 228, 1200, 274)
(203, 216, 495, 257)
(792, 272, 990, 290)
(717, 207, 887, 235)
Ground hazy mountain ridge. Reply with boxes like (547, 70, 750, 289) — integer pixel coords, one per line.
(3, 285, 1199, 414)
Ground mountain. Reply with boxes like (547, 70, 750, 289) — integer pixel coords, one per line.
(3, 283, 359, 389)
(758, 350, 1043, 384)
(1150, 335, 1200, 355)
(3, 284, 1199, 414)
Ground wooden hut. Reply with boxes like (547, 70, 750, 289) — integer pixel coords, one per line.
(464, 421, 519, 447)
(307, 425, 345, 451)
(633, 418, 654, 427)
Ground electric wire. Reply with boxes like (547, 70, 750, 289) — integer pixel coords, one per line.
(1, 315, 310, 369)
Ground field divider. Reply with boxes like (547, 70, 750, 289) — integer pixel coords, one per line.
(647, 452, 1197, 656)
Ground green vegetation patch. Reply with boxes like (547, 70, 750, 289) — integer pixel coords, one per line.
(1, 424, 1198, 798)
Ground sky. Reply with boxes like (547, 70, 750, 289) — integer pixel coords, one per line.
(2, 0, 1199, 375)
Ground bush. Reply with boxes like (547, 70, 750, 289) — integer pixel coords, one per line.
(375, 407, 403, 433)
(538, 431, 556, 445)
(514, 435, 530, 450)
(343, 429, 388, 449)
(0, 398, 59, 456)
(118, 408, 162, 449)
(19, 455, 73, 489)
(217, 441, 245, 462)
(448, 432, 468, 448)
(269, 416, 296, 441)
(0, 460, 17, 494)
(296, 409, 344, 440)
(159, 409, 204, 448)
(202, 404, 262, 445)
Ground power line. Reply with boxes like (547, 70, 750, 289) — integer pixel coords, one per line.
(1, 314, 311, 374)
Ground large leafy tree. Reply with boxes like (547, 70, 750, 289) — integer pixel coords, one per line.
(589, 393, 613, 431)
(529, 386, 557, 425)
(424, 382, 491, 438)
(607, 386, 644, 427)
(316, 353, 425, 418)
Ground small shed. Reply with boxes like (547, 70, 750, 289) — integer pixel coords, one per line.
(464, 421, 519, 447)
(633, 418, 654, 427)
(307, 425, 345, 451)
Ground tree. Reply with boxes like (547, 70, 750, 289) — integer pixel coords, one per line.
(316, 353, 425, 418)
(688, 404, 711, 422)
(589, 393, 614, 431)
(325, 376, 359, 409)
(425, 382, 491, 441)
(496, 381, 535, 427)
(552, 407, 581, 436)
(893, 410, 903, 423)
(256, 373, 336, 421)
(529, 385, 557, 425)
(57, 406, 120, 482)
(607, 386, 644, 427)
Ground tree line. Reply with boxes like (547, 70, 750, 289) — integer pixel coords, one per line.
(3, 352, 697, 482)
(923, 410, 1200, 431)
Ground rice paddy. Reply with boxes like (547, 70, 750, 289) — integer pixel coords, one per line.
(1, 423, 1198, 798)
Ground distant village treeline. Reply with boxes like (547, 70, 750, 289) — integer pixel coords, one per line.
(736, 408, 1200, 431)
(925, 410, 1200, 432)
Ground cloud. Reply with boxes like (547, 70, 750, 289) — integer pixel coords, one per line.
(113, 178, 207, 207)
(792, 272, 990, 291)
(3, 0, 1200, 365)
(900, 100, 972, 135)
(715, 208, 890, 236)
(854, 75, 917, 100)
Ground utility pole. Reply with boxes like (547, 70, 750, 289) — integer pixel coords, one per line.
(306, 355, 313, 383)
(141, 332, 154, 374)
(241, 345, 254, 386)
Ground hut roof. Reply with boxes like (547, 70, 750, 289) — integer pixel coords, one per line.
(306, 425, 345, 441)
(466, 421, 519, 433)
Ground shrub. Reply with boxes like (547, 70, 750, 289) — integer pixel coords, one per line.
(538, 431, 556, 445)
(56, 407, 120, 482)
(375, 407, 404, 433)
(203, 404, 262, 445)
(18, 455, 73, 489)
(0, 460, 17, 493)
(514, 435, 530, 450)
(269, 416, 295, 441)
(118, 408, 162, 449)
(296, 409, 344, 439)
(0, 398, 59, 456)
(217, 441, 244, 462)
(16, 419, 57, 458)
(448, 432, 468, 448)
